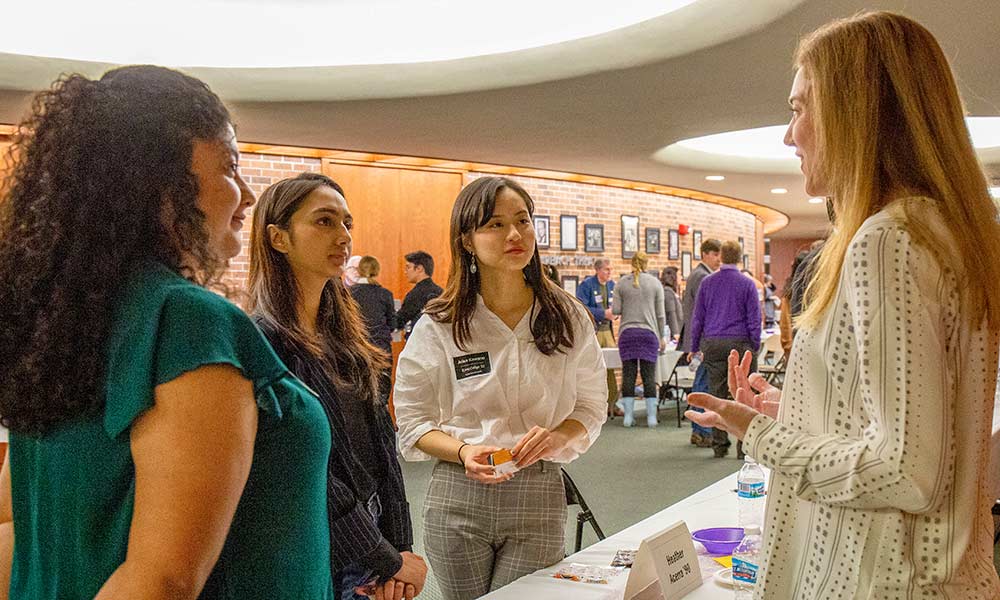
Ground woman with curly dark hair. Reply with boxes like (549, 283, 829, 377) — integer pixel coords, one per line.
(0, 66, 333, 599)
(248, 173, 427, 600)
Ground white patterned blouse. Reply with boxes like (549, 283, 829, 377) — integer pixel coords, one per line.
(744, 199, 1000, 599)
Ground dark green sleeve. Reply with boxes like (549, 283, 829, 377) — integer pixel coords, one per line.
(103, 285, 288, 438)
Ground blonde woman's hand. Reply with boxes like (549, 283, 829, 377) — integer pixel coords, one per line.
(727, 350, 782, 418)
(684, 388, 762, 440)
(459, 445, 514, 485)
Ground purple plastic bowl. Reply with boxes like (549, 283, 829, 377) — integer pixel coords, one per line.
(691, 527, 745, 555)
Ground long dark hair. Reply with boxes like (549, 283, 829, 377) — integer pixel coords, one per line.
(0, 65, 231, 435)
(426, 176, 578, 355)
(247, 173, 387, 403)
(660, 266, 679, 292)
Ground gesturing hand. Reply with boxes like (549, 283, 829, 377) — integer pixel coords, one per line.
(684, 389, 761, 441)
(511, 426, 568, 469)
(727, 350, 782, 419)
(459, 444, 514, 485)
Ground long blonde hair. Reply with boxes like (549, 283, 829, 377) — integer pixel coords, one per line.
(630, 252, 649, 287)
(796, 11, 1000, 332)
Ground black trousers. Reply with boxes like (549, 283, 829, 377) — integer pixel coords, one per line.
(700, 337, 757, 453)
(621, 359, 657, 398)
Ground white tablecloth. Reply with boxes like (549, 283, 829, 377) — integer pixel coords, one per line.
(601, 347, 684, 386)
(481, 471, 749, 600)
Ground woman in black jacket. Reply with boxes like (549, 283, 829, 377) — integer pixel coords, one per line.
(248, 172, 427, 600)
(349, 256, 396, 403)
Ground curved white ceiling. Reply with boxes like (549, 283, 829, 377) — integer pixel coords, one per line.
(654, 117, 1000, 174)
(0, 0, 807, 100)
(3, 0, 702, 67)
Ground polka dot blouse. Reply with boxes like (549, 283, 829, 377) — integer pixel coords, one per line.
(744, 199, 1000, 599)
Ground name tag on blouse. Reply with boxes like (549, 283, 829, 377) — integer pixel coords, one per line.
(453, 352, 492, 381)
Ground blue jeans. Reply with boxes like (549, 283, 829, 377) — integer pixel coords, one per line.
(689, 362, 713, 437)
(336, 494, 383, 600)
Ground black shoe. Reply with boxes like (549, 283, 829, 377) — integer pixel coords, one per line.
(713, 447, 729, 458)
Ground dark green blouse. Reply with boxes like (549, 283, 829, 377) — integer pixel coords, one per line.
(8, 263, 333, 599)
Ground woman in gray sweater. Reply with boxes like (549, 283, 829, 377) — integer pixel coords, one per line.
(612, 252, 667, 427)
(660, 266, 682, 341)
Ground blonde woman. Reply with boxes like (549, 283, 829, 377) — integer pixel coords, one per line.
(612, 252, 666, 427)
(687, 11, 1000, 598)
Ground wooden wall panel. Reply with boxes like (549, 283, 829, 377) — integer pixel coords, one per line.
(323, 162, 460, 303)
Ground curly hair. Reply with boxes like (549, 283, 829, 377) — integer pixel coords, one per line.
(0, 65, 232, 435)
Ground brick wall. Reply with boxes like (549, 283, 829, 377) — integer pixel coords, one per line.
(221, 156, 764, 299)
(464, 172, 760, 296)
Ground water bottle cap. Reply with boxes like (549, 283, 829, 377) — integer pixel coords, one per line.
(743, 455, 757, 464)
(743, 525, 761, 535)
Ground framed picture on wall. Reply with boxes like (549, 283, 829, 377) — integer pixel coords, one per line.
(561, 275, 579, 296)
(584, 224, 604, 252)
(559, 215, 578, 250)
(743, 254, 750, 271)
(738, 236, 745, 252)
(645, 227, 660, 254)
(681, 251, 692, 279)
(668, 229, 680, 260)
(621, 215, 639, 259)
(533, 216, 550, 249)
(693, 230, 703, 259)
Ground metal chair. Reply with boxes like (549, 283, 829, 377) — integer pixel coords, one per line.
(562, 468, 605, 553)
(758, 334, 787, 385)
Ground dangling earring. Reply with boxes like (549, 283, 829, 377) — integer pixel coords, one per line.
(469, 253, 478, 274)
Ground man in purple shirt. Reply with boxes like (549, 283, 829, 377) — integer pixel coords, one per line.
(689, 240, 761, 458)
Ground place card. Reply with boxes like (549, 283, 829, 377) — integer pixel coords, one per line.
(624, 520, 703, 600)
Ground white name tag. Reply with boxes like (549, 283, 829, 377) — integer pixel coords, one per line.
(625, 521, 702, 600)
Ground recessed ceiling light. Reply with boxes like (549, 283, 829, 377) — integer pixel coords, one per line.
(770, 188, 788, 194)
(705, 175, 725, 181)
(808, 197, 824, 204)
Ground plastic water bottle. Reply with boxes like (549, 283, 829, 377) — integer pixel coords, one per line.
(737, 456, 766, 529)
(732, 525, 762, 599)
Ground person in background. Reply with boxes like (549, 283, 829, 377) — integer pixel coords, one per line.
(788, 238, 824, 318)
(395, 251, 442, 339)
(687, 12, 1000, 598)
(393, 177, 607, 600)
(778, 250, 810, 355)
(689, 241, 760, 458)
(542, 263, 560, 285)
(612, 252, 667, 427)
(679, 238, 721, 447)
(576, 258, 620, 418)
(0, 66, 333, 599)
(350, 256, 396, 404)
(249, 173, 426, 600)
(762, 274, 778, 328)
(343, 255, 363, 287)
(660, 266, 682, 341)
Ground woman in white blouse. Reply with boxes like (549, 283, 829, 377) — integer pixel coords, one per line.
(393, 176, 608, 600)
(686, 11, 1000, 599)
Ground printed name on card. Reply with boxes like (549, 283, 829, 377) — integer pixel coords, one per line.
(624, 521, 702, 600)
